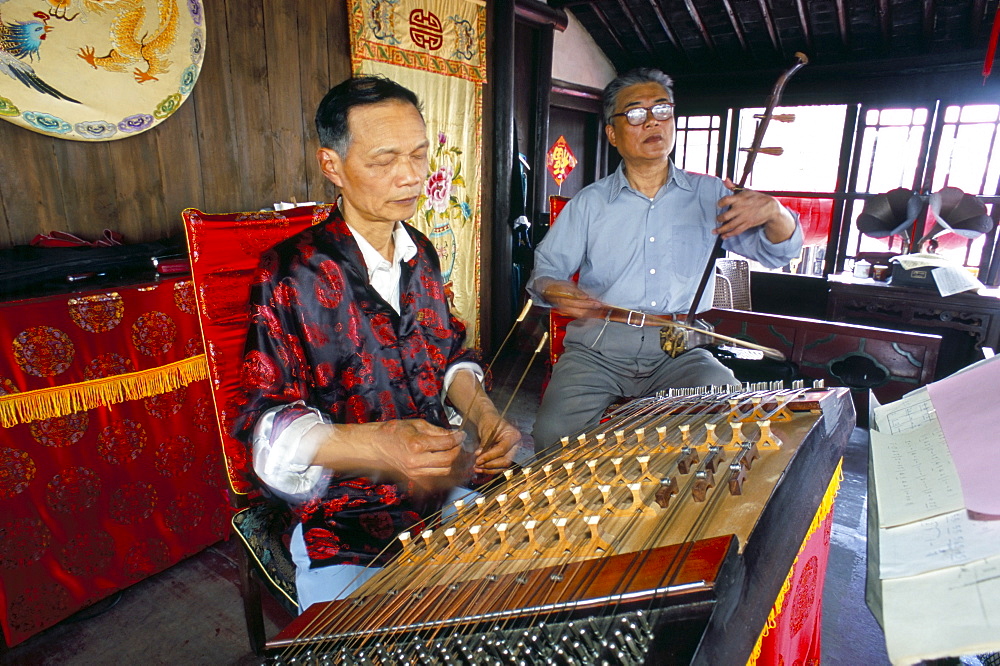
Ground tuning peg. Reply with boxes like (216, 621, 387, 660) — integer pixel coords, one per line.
(740, 146, 784, 156)
(755, 113, 796, 122)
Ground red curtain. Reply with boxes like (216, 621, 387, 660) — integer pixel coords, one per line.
(778, 196, 834, 246)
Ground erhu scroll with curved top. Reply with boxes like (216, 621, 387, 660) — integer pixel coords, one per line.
(681, 52, 809, 330)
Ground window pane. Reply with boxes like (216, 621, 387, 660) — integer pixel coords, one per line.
(855, 106, 928, 194)
(674, 115, 720, 176)
(932, 104, 1000, 195)
(735, 105, 847, 192)
(959, 105, 999, 123)
(878, 108, 916, 125)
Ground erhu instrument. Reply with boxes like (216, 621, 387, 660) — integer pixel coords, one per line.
(682, 52, 809, 330)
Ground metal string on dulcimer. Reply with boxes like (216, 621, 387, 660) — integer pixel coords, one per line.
(267, 380, 854, 665)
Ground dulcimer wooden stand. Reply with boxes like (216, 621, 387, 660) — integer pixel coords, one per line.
(267, 382, 854, 665)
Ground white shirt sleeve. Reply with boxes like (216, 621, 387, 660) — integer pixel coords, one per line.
(442, 362, 484, 425)
(251, 402, 331, 502)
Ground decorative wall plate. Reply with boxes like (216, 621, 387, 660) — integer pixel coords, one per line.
(0, 0, 205, 141)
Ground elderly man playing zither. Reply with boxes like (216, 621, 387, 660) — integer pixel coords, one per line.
(235, 76, 520, 612)
(527, 67, 803, 456)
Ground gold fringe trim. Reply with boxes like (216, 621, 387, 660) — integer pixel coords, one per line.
(0, 355, 210, 428)
(746, 457, 844, 666)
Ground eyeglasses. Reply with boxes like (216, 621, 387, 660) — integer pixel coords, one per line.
(611, 103, 675, 126)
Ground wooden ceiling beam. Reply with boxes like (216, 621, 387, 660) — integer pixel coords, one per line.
(614, 0, 656, 55)
(756, 0, 783, 54)
(588, 3, 630, 58)
(720, 0, 750, 51)
(833, 0, 849, 46)
(969, 0, 988, 37)
(877, 0, 893, 44)
(648, 0, 686, 55)
(794, 0, 814, 50)
(682, 0, 718, 53)
(922, 0, 936, 48)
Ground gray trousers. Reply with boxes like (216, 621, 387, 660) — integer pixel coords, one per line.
(532, 320, 739, 455)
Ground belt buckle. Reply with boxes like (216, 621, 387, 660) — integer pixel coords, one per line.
(626, 310, 646, 327)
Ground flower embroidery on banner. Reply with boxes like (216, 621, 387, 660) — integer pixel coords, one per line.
(418, 131, 471, 292)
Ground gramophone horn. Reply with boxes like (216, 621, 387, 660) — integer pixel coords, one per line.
(856, 188, 922, 240)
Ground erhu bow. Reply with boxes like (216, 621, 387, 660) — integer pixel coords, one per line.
(680, 52, 809, 332)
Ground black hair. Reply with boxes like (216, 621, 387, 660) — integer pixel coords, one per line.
(315, 76, 423, 157)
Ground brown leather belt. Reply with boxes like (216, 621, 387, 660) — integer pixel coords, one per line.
(600, 307, 684, 328)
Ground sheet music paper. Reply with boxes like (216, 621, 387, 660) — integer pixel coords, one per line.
(931, 265, 984, 297)
(872, 387, 934, 434)
(878, 509, 1000, 578)
(869, 420, 965, 528)
(868, 355, 1000, 663)
(925, 354, 1000, 518)
(881, 554, 1000, 665)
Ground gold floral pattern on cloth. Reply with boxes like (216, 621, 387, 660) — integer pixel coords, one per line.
(5, 583, 72, 636)
(83, 352, 136, 380)
(173, 280, 196, 314)
(144, 385, 187, 419)
(45, 466, 102, 513)
(12, 326, 75, 377)
(0, 377, 18, 396)
(789, 555, 821, 635)
(0, 516, 51, 567)
(29, 412, 90, 448)
(67, 293, 124, 333)
(184, 335, 205, 357)
(57, 529, 115, 577)
(0, 448, 36, 498)
(164, 490, 205, 533)
(131, 311, 177, 356)
(154, 435, 194, 477)
(122, 539, 171, 580)
(97, 419, 148, 464)
(110, 482, 158, 525)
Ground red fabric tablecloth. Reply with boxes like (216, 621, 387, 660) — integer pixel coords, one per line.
(750, 460, 842, 666)
(0, 276, 228, 647)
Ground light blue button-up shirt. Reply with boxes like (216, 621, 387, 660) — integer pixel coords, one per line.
(527, 162, 803, 316)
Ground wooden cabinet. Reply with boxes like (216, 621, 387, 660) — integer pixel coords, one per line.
(826, 274, 1000, 378)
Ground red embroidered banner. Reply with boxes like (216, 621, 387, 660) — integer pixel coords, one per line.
(0, 276, 228, 646)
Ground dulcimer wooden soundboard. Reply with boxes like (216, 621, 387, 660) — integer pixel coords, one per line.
(268, 383, 854, 665)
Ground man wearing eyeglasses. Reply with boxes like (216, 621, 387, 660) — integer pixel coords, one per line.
(527, 67, 802, 455)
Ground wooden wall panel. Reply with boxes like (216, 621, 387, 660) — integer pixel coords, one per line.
(0, 1, 352, 247)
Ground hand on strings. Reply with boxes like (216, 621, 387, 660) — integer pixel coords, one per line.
(715, 178, 796, 243)
(309, 418, 469, 491)
(472, 411, 521, 476)
(541, 280, 606, 319)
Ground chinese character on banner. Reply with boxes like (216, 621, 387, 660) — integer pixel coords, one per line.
(546, 136, 578, 193)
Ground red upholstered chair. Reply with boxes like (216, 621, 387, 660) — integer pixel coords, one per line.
(182, 204, 334, 654)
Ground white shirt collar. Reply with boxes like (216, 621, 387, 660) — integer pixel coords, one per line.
(347, 222, 418, 278)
